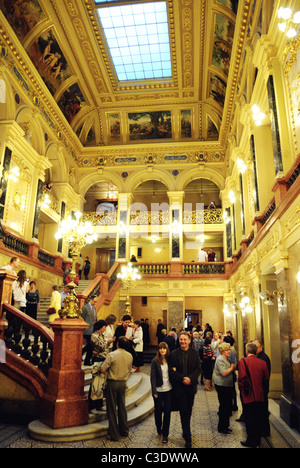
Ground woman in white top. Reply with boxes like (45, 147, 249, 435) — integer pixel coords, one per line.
(150, 342, 172, 444)
(13, 270, 29, 312)
(132, 320, 144, 372)
(48, 285, 62, 326)
(103, 314, 117, 351)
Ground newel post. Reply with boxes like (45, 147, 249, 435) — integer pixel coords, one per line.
(40, 318, 89, 429)
(0, 271, 16, 338)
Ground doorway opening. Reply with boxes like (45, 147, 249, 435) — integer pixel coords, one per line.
(185, 310, 202, 330)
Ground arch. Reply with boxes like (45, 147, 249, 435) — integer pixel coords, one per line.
(177, 166, 226, 192)
(124, 167, 176, 194)
(78, 171, 124, 197)
(45, 142, 68, 183)
(15, 106, 45, 154)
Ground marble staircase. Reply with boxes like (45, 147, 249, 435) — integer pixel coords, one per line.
(37, 280, 91, 327)
(28, 365, 154, 442)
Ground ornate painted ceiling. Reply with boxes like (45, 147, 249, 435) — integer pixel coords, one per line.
(0, 0, 253, 168)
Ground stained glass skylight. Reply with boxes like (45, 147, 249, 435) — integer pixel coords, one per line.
(96, 1, 172, 82)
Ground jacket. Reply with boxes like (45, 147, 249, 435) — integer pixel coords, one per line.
(238, 354, 269, 404)
(169, 347, 201, 397)
(150, 358, 171, 396)
(81, 302, 97, 336)
(133, 326, 143, 352)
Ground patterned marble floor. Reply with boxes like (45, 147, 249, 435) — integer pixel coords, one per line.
(3, 364, 298, 449)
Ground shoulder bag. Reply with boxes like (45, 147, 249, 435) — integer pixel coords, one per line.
(242, 358, 253, 396)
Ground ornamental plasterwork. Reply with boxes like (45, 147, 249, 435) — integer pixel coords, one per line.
(78, 149, 225, 167)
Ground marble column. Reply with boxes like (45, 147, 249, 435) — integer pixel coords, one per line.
(116, 193, 132, 262)
(167, 296, 185, 334)
(168, 192, 184, 262)
(276, 262, 300, 430)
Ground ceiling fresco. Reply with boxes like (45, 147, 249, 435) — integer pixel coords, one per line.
(0, 0, 249, 156)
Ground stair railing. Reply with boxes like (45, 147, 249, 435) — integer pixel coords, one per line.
(4, 304, 54, 375)
(76, 262, 122, 310)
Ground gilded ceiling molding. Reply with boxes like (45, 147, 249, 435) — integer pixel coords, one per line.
(77, 147, 225, 168)
(219, 0, 252, 147)
(0, 30, 81, 161)
(181, 0, 194, 89)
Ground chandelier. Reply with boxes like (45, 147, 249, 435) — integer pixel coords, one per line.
(117, 263, 141, 315)
(55, 211, 97, 318)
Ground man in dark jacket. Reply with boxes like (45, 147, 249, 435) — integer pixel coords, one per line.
(169, 331, 201, 448)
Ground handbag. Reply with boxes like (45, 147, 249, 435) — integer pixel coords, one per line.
(47, 307, 56, 315)
(90, 364, 107, 401)
(242, 358, 253, 396)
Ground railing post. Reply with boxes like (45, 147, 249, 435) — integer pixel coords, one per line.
(40, 318, 89, 429)
(0, 271, 16, 337)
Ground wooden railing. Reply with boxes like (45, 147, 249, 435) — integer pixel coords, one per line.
(1, 302, 54, 399)
(0, 221, 64, 276)
(77, 262, 122, 311)
(135, 261, 232, 279)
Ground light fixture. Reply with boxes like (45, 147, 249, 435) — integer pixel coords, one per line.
(117, 263, 141, 315)
(252, 104, 266, 126)
(8, 166, 20, 182)
(42, 193, 51, 208)
(229, 190, 236, 204)
(297, 270, 300, 284)
(239, 296, 253, 316)
(278, 6, 300, 39)
(117, 221, 129, 236)
(259, 288, 285, 305)
(55, 212, 97, 318)
(222, 210, 231, 224)
(171, 219, 182, 235)
(237, 158, 247, 174)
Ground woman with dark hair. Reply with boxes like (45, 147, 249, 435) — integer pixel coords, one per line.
(132, 320, 144, 372)
(13, 270, 29, 312)
(150, 342, 172, 444)
(91, 319, 109, 363)
(26, 281, 40, 320)
(89, 319, 108, 413)
(103, 314, 117, 352)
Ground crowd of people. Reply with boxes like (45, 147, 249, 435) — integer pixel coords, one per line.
(1, 257, 271, 448)
(82, 313, 271, 448)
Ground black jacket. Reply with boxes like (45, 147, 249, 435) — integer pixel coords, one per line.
(150, 358, 171, 396)
(169, 347, 201, 397)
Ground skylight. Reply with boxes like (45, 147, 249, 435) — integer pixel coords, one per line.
(96, 1, 172, 82)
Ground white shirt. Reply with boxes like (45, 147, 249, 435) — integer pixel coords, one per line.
(12, 281, 28, 307)
(1, 265, 17, 276)
(156, 362, 172, 393)
(197, 250, 208, 262)
(103, 324, 115, 349)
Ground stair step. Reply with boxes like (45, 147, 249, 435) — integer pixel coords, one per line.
(28, 372, 154, 443)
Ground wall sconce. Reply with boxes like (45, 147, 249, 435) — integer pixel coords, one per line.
(252, 105, 266, 126)
(278, 6, 300, 38)
(117, 221, 129, 236)
(239, 296, 253, 316)
(229, 190, 236, 204)
(237, 158, 247, 174)
(222, 209, 231, 224)
(259, 288, 285, 305)
(42, 193, 51, 208)
(8, 166, 20, 182)
(297, 270, 300, 284)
